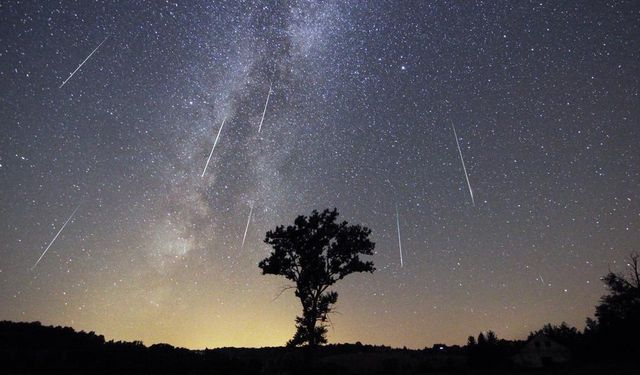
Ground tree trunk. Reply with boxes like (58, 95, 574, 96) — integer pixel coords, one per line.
(307, 305, 318, 346)
(307, 292, 319, 346)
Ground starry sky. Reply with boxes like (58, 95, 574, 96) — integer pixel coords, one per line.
(1, 1, 639, 349)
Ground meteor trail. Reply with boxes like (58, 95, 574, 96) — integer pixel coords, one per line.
(201, 116, 227, 177)
(539, 274, 545, 285)
(257, 82, 272, 133)
(241, 203, 253, 249)
(386, 179, 404, 268)
(32, 204, 81, 270)
(59, 37, 108, 89)
(451, 121, 475, 206)
(395, 202, 404, 268)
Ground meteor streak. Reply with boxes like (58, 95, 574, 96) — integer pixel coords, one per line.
(395, 202, 403, 268)
(32, 204, 81, 270)
(241, 203, 253, 249)
(386, 179, 404, 268)
(201, 116, 227, 177)
(451, 121, 475, 206)
(257, 82, 272, 133)
(59, 37, 109, 89)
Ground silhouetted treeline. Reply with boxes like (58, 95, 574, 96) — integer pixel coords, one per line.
(1, 254, 639, 373)
(1, 319, 639, 374)
(0, 321, 256, 374)
(0, 321, 433, 374)
(464, 330, 522, 369)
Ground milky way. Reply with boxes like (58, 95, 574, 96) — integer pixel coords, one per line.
(0, 1, 638, 349)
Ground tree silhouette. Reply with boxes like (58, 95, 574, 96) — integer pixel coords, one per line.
(475, 331, 497, 347)
(467, 335, 476, 347)
(588, 252, 640, 354)
(529, 322, 581, 348)
(258, 208, 375, 347)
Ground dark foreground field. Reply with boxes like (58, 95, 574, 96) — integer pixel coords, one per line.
(1, 321, 638, 374)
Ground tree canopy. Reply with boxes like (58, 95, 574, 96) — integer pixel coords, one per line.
(259, 208, 375, 346)
(587, 252, 640, 354)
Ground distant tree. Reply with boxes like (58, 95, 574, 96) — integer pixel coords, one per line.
(485, 330, 498, 344)
(477, 332, 486, 346)
(476, 331, 497, 346)
(258, 208, 375, 347)
(469, 330, 518, 369)
(467, 335, 476, 347)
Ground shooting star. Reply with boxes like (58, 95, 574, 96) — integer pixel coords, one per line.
(395, 202, 404, 268)
(241, 203, 254, 249)
(386, 179, 404, 268)
(32, 204, 81, 270)
(201, 116, 227, 177)
(257, 81, 272, 133)
(451, 121, 475, 206)
(59, 37, 109, 89)
(539, 274, 545, 285)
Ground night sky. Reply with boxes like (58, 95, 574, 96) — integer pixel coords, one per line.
(1, 1, 639, 349)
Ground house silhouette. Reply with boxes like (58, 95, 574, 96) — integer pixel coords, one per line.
(512, 333, 571, 368)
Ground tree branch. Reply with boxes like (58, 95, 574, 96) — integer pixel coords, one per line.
(271, 285, 296, 302)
